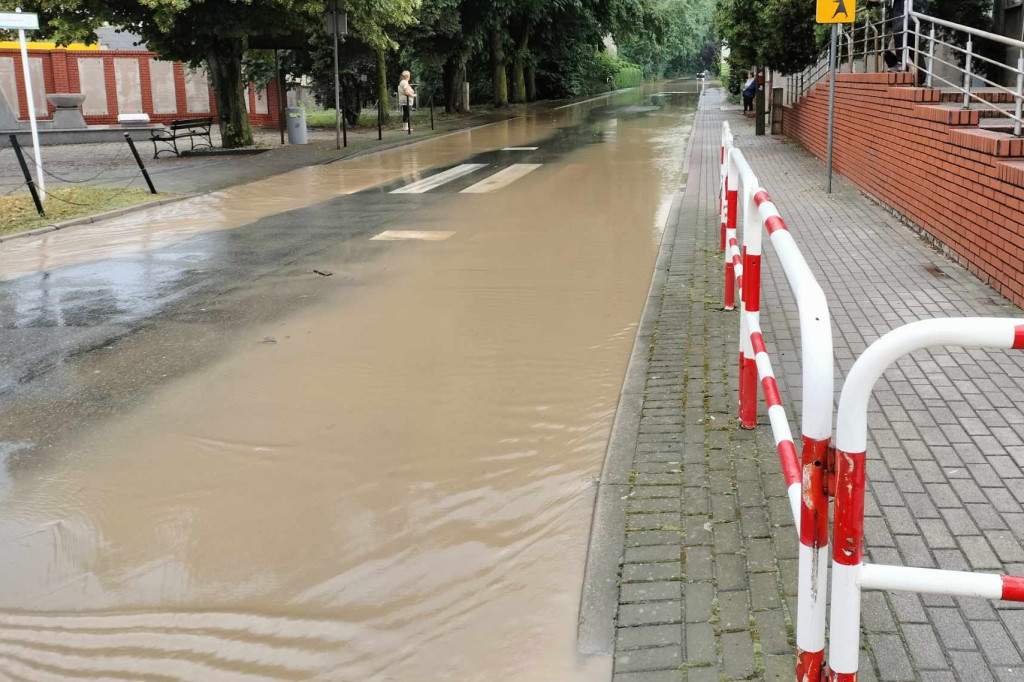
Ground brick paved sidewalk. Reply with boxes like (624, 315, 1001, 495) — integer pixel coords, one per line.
(609, 86, 1024, 681)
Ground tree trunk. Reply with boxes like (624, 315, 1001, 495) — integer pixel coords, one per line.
(526, 64, 536, 102)
(343, 78, 359, 126)
(442, 56, 460, 114)
(376, 48, 390, 124)
(206, 39, 252, 149)
(490, 29, 508, 108)
(511, 26, 529, 104)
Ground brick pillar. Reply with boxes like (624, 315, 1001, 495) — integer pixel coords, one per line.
(172, 62, 187, 116)
(11, 50, 27, 120)
(139, 56, 154, 115)
(103, 54, 118, 118)
(51, 49, 70, 92)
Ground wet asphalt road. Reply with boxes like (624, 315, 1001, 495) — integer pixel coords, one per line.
(0, 83, 699, 681)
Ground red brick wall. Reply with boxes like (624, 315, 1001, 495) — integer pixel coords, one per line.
(783, 72, 1024, 307)
(1, 48, 280, 128)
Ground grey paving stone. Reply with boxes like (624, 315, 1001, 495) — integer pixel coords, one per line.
(901, 623, 948, 670)
(867, 633, 915, 681)
(616, 624, 683, 651)
(622, 562, 683, 583)
(613, 671, 683, 682)
(720, 630, 755, 679)
(615, 646, 683, 673)
(620, 581, 683, 604)
(618, 601, 683, 627)
(684, 622, 716, 665)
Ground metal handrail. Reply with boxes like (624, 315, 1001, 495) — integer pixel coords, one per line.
(912, 10, 1024, 51)
(834, 2, 1024, 137)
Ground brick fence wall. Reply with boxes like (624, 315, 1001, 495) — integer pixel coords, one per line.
(0, 47, 282, 128)
(782, 72, 1024, 307)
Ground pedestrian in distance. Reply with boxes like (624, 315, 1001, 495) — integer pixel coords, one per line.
(742, 72, 756, 114)
(399, 70, 416, 132)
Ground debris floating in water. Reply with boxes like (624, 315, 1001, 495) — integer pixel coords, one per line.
(313, 269, 333, 277)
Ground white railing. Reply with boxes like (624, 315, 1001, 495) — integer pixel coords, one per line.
(719, 122, 835, 681)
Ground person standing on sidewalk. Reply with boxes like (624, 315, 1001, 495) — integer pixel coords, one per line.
(742, 72, 756, 113)
(399, 71, 416, 132)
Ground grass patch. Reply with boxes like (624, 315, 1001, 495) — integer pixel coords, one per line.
(0, 187, 164, 236)
(305, 106, 467, 130)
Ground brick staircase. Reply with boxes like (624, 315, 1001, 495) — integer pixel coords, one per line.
(781, 70, 1024, 306)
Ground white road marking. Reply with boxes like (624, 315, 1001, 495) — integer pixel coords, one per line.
(460, 164, 542, 194)
(390, 164, 487, 194)
(371, 230, 455, 241)
(501, 147, 539, 151)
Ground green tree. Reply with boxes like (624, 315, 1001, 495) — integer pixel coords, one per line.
(715, 0, 821, 74)
(8, 0, 416, 148)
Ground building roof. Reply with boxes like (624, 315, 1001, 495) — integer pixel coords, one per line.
(96, 27, 146, 51)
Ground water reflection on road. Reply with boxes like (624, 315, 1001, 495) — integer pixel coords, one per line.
(0, 83, 698, 681)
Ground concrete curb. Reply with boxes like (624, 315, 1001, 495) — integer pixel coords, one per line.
(576, 89, 702, 664)
(0, 194, 197, 244)
(576, 189, 683, 659)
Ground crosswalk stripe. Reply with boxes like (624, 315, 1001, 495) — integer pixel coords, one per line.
(390, 164, 487, 194)
(460, 164, 542, 194)
(501, 147, 539, 151)
(371, 230, 455, 241)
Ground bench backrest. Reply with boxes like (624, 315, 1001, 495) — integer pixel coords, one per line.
(170, 118, 212, 130)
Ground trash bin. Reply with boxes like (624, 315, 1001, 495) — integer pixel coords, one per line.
(286, 107, 307, 145)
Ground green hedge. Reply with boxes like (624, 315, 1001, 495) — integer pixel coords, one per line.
(614, 62, 643, 89)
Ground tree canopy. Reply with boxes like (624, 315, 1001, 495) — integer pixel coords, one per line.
(4, 0, 715, 146)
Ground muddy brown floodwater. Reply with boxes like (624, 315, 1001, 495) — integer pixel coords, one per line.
(0, 83, 698, 681)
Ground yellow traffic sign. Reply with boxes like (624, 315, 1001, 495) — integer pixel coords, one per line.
(817, 0, 856, 23)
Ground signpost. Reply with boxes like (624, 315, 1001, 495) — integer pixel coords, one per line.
(817, 0, 856, 194)
(1, 9, 44, 200)
(325, 0, 348, 150)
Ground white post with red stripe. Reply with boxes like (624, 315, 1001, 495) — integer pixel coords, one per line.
(727, 148, 761, 432)
(828, 318, 1024, 682)
(724, 126, 835, 682)
(721, 123, 739, 310)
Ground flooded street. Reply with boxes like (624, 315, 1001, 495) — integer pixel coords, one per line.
(0, 82, 697, 681)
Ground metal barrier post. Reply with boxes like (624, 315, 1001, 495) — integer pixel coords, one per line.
(828, 318, 1024, 681)
(963, 37, 974, 109)
(902, 0, 912, 71)
(378, 98, 383, 141)
(927, 25, 936, 88)
(738, 182, 761, 429)
(124, 134, 157, 195)
(726, 137, 837, 679)
(9, 134, 44, 217)
(1016, 50, 1023, 137)
(723, 127, 739, 311)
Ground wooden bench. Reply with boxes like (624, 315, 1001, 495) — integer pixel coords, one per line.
(150, 117, 214, 158)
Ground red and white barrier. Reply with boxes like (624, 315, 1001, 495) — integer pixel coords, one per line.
(720, 123, 739, 310)
(719, 123, 835, 682)
(828, 318, 1024, 681)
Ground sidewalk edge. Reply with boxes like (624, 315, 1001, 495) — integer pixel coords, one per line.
(576, 189, 682, 658)
(576, 88, 703, 662)
(0, 194, 197, 245)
